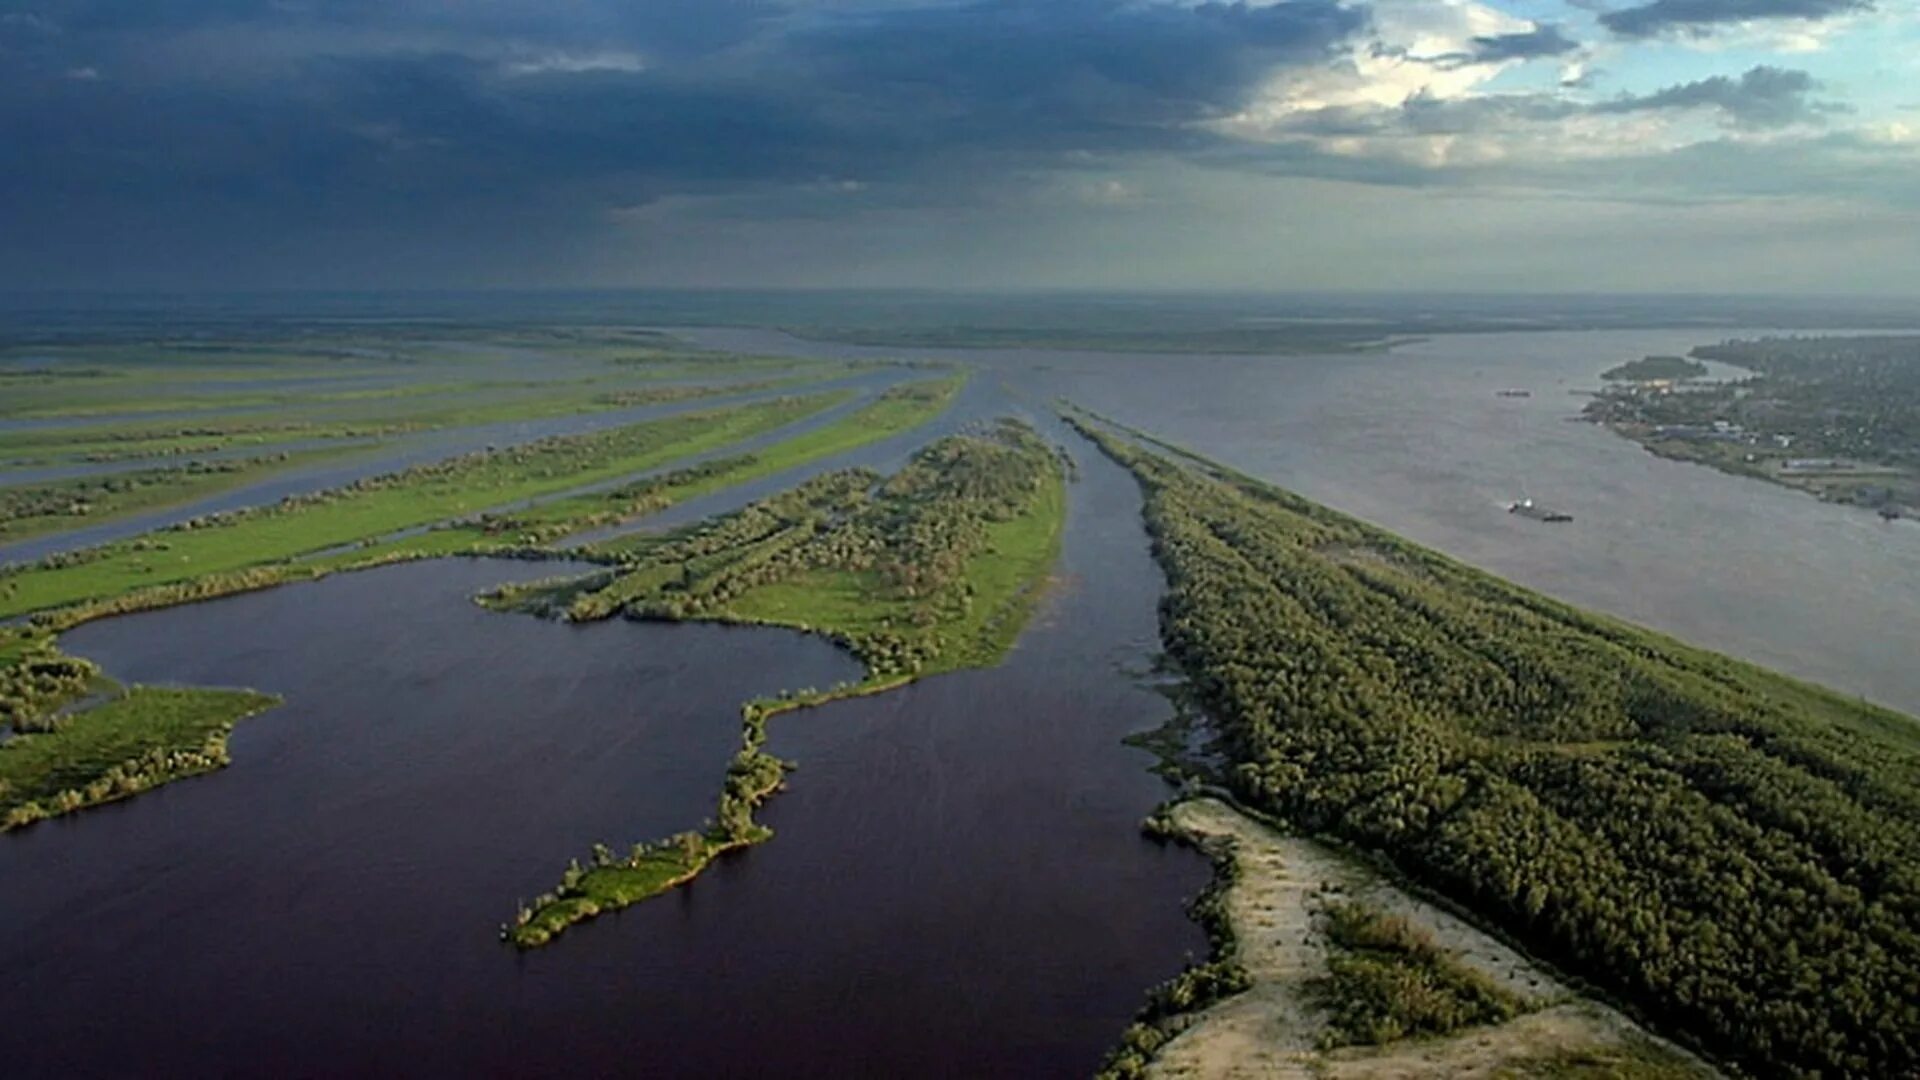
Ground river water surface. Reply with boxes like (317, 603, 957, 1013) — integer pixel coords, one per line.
(10, 322, 1917, 1075)
(0, 414, 1207, 1075)
(678, 326, 1920, 717)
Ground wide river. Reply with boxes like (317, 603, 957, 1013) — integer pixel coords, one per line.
(5, 324, 1918, 1075)
(0, 397, 1208, 1075)
(680, 326, 1920, 718)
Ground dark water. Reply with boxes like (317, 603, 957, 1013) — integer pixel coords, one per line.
(0, 431, 1207, 1075)
(676, 327, 1920, 719)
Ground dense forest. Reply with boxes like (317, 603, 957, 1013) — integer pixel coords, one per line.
(1080, 420, 1920, 1078)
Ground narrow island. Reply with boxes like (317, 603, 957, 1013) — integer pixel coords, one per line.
(1, 372, 965, 834)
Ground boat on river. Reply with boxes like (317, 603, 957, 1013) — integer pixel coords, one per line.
(1509, 498, 1572, 523)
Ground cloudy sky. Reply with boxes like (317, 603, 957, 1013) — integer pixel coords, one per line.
(3, 0, 1916, 293)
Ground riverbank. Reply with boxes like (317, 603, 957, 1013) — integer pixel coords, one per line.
(1584, 336, 1920, 519)
(1075, 412, 1920, 1076)
(1134, 798, 1706, 1080)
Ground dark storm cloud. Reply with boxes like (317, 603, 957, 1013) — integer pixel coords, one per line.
(1462, 24, 1582, 63)
(1598, 0, 1871, 38)
(1261, 62, 1829, 153)
(0, 0, 1366, 285)
(1594, 65, 1831, 129)
(1406, 23, 1581, 70)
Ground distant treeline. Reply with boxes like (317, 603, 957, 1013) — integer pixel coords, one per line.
(1079, 418, 1920, 1078)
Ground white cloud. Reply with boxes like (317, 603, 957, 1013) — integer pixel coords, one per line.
(501, 50, 646, 77)
(1214, 0, 1550, 134)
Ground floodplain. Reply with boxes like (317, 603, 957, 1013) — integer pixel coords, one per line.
(3, 313, 1918, 1079)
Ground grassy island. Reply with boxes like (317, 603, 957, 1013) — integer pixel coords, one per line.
(1, 686, 280, 830)
(405, 375, 966, 555)
(1072, 413, 1920, 1078)
(0, 449, 367, 543)
(0, 393, 852, 618)
(498, 419, 1067, 947)
(0, 376, 962, 837)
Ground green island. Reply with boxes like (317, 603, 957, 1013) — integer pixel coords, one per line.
(0, 331, 853, 472)
(0, 449, 375, 543)
(494, 419, 1066, 947)
(0, 374, 964, 834)
(339, 376, 965, 559)
(1599, 355, 1708, 382)
(0, 372, 836, 468)
(1587, 334, 1920, 516)
(0, 393, 853, 618)
(1071, 414, 1920, 1078)
(1, 686, 280, 830)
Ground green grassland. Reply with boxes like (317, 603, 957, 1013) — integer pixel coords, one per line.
(0, 325, 858, 469)
(344, 375, 966, 559)
(2, 377, 506, 421)
(500, 419, 1067, 947)
(0, 447, 368, 543)
(0, 376, 963, 847)
(1, 686, 280, 830)
(0, 393, 850, 618)
(721, 467, 1064, 675)
(1072, 412, 1920, 1078)
(0, 369, 845, 468)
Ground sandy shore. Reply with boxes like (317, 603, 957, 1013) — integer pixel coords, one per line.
(1144, 797, 1712, 1080)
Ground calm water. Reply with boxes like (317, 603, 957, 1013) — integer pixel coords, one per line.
(0, 367, 910, 567)
(679, 327, 1920, 718)
(0, 423, 1207, 1075)
(12, 321, 1917, 1075)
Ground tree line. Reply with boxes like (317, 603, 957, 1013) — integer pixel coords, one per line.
(1081, 421, 1920, 1078)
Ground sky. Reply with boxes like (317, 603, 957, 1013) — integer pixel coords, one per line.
(2, 0, 1917, 295)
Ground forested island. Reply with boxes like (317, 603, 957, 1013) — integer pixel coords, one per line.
(1586, 335, 1920, 516)
(1074, 415, 1920, 1078)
